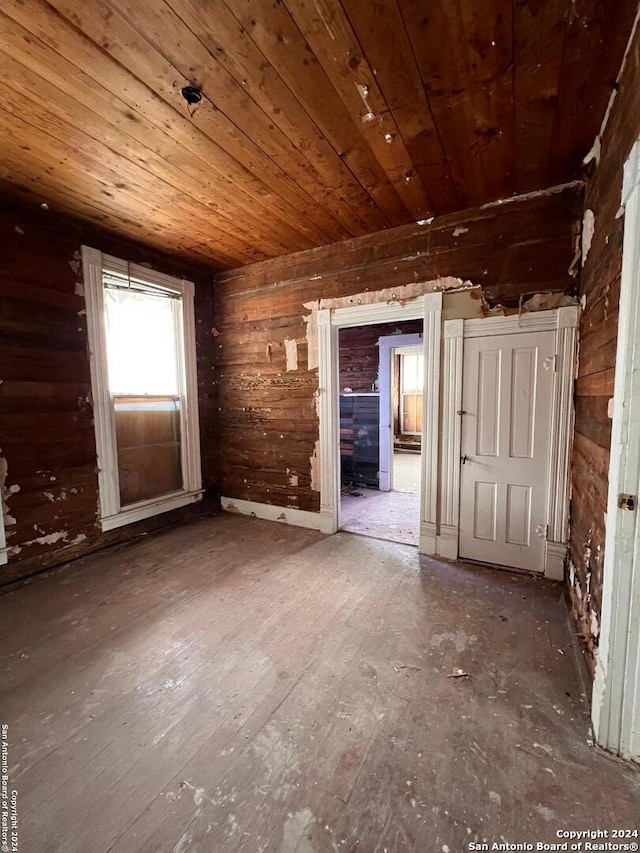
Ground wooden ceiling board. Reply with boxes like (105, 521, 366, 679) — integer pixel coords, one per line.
(0, 0, 635, 268)
(0, 6, 332, 256)
(226, 0, 411, 225)
(513, 0, 568, 192)
(167, 0, 389, 234)
(338, 0, 461, 213)
(280, 0, 433, 218)
(34, 0, 346, 245)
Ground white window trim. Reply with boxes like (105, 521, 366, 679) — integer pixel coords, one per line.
(82, 246, 202, 532)
(398, 348, 424, 436)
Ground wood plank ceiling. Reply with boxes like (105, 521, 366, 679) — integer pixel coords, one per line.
(0, 0, 636, 267)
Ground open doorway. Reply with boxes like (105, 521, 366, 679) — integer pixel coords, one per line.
(337, 321, 422, 546)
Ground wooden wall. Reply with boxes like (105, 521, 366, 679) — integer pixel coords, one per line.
(214, 187, 582, 513)
(338, 321, 422, 393)
(0, 199, 219, 585)
(568, 22, 640, 674)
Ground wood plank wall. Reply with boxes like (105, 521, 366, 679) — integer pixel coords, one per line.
(0, 199, 220, 585)
(568, 21, 640, 674)
(214, 187, 582, 513)
(338, 321, 422, 393)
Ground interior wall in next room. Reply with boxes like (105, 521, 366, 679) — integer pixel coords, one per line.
(568, 19, 640, 675)
(214, 186, 582, 515)
(0, 199, 220, 585)
(338, 320, 422, 393)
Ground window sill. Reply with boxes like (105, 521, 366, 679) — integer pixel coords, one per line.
(100, 490, 203, 532)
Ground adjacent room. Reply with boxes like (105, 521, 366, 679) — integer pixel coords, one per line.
(1, 1, 640, 850)
(339, 321, 423, 546)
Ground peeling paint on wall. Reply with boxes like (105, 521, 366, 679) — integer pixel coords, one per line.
(480, 180, 583, 209)
(284, 338, 298, 372)
(311, 276, 468, 312)
(582, 209, 596, 264)
(304, 311, 319, 371)
(452, 226, 469, 237)
(1, 452, 18, 536)
(310, 440, 320, 493)
(286, 468, 299, 487)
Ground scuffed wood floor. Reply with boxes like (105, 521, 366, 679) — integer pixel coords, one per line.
(1, 514, 638, 852)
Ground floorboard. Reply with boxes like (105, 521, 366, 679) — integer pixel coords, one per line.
(1, 513, 638, 852)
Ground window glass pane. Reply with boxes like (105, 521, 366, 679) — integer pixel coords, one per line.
(401, 353, 423, 393)
(104, 287, 180, 395)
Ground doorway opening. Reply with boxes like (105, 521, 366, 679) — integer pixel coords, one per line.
(337, 321, 423, 546)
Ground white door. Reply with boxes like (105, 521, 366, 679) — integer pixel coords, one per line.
(458, 330, 555, 572)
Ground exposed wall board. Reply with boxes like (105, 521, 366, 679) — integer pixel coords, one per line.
(0, 200, 219, 585)
(338, 321, 422, 393)
(568, 20, 640, 674)
(214, 188, 581, 513)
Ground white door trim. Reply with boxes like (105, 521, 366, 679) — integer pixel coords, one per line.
(317, 292, 442, 553)
(438, 308, 578, 578)
(592, 138, 640, 763)
(378, 333, 423, 492)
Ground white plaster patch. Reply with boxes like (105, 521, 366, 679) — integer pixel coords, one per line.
(304, 309, 319, 371)
(310, 440, 320, 493)
(480, 181, 582, 209)
(453, 226, 469, 237)
(582, 209, 595, 264)
(583, 135, 601, 167)
(22, 531, 69, 547)
(284, 338, 298, 372)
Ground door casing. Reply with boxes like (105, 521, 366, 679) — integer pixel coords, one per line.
(317, 296, 577, 580)
(440, 310, 578, 577)
(378, 333, 423, 492)
(591, 138, 640, 763)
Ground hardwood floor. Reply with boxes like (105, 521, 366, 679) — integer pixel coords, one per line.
(1, 514, 638, 852)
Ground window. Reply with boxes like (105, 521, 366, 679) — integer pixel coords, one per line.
(400, 350, 424, 435)
(82, 247, 202, 531)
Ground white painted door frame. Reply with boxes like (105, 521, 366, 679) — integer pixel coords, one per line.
(592, 139, 640, 763)
(318, 292, 442, 553)
(378, 333, 423, 492)
(439, 309, 578, 577)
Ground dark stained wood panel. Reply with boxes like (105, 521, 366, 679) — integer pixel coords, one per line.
(0, 0, 635, 265)
(0, 199, 219, 585)
(568, 17, 640, 673)
(214, 186, 581, 513)
(338, 321, 422, 393)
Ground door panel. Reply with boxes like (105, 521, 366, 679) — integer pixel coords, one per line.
(459, 330, 555, 572)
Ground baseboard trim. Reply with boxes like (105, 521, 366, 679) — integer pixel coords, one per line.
(419, 521, 438, 556)
(221, 497, 321, 531)
(436, 524, 459, 559)
(544, 540, 568, 581)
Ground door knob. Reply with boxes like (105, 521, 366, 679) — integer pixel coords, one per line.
(461, 455, 469, 464)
